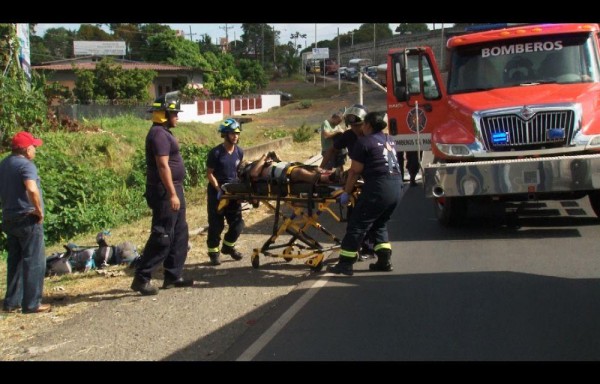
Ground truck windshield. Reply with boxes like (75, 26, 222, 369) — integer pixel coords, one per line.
(447, 33, 599, 94)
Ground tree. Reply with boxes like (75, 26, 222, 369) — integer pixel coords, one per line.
(395, 23, 429, 34)
(237, 58, 267, 90)
(30, 34, 51, 65)
(73, 68, 95, 102)
(109, 23, 144, 61)
(198, 34, 221, 54)
(143, 29, 208, 70)
(73, 57, 155, 102)
(352, 23, 393, 44)
(290, 31, 307, 56)
(76, 24, 113, 41)
(278, 43, 301, 77)
(0, 24, 49, 147)
(39, 27, 75, 60)
(240, 23, 275, 67)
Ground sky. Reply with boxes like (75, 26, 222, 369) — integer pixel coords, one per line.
(33, 23, 450, 50)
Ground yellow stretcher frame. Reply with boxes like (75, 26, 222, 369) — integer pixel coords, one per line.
(218, 182, 359, 271)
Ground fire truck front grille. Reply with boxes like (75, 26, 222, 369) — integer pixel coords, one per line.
(480, 110, 575, 151)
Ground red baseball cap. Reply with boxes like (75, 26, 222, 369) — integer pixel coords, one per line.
(12, 131, 43, 149)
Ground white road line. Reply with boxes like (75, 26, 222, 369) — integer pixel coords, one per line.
(236, 276, 330, 361)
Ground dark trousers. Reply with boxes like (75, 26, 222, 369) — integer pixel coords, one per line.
(3, 214, 46, 312)
(206, 186, 245, 250)
(135, 183, 189, 282)
(341, 175, 402, 255)
(397, 151, 422, 180)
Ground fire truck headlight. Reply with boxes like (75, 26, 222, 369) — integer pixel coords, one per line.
(436, 143, 472, 157)
(461, 177, 479, 196)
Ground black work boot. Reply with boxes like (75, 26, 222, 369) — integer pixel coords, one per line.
(131, 277, 159, 296)
(326, 258, 354, 276)
(369, 249, 393, 272)
(208, 252, 221, 266)
(221, 244, 243, 260)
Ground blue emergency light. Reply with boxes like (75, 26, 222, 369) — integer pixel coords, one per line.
(492, 132, 510, 144)
(547, 128, 565, 140)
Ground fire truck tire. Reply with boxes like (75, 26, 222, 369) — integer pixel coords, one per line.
(588, 191, 600, 219)
(434, 196, 467, 227)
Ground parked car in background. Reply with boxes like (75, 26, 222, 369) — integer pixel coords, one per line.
(338, 67, 348, 79)
(366, 66, 378, 79)
(376, 63, 387, 86)
(346, 67, 360, 81)
(268, 90, 293, 101)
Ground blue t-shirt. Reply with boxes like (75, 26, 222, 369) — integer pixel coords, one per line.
(145, 124, 186, 186)
(0, 154, 44, 221)
(350, 131, 401, 183)
(206, 143, 244, 185)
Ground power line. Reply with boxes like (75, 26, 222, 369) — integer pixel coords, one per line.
(219, 24, 233, 49)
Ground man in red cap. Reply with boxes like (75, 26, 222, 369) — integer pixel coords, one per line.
(0, 131, 51, 314)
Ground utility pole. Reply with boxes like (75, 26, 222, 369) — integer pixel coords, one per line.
(350, 31, 354, 47)
(185, 26, 197, 42)
(338, 27, 341, 90)
(219, 24, 233, 51)
(373, 23, 376, 63)
(273, 25, 276, 65)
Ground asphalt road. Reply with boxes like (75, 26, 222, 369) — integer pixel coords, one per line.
(220, 183, 600, 361)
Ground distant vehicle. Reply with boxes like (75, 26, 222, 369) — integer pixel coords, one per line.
(366, 66, 378, 79)
(348, 58, 373, 73)
(338, 67, 348, 79)
(320, 58, 340, 75)
(268, 90, 292, 101)
(376, 63, 387, 86)
(346, 67, 359, 81)
(305, 59, 320, 74)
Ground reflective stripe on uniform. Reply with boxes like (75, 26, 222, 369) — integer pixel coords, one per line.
(223, 240, 235, 247)
(374, 243, 392, 252)
(339, 249, 358, 259)
(208, 247, 220, 253)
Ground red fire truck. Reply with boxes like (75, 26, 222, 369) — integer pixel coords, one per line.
(386, 23, 600, 226)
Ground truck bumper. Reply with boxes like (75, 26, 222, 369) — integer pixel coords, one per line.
(423, 154, 600, 198)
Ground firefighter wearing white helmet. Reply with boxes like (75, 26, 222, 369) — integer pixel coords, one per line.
(131, 91, 194, 295)
(206, 118, 245, 265)
(319, 104, 377, 259)
(327, 111, 402, 276)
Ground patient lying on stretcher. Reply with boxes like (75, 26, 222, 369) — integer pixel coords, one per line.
(239, 151, 341, 185)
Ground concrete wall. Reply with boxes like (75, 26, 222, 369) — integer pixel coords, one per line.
(330, 30, 450, 71)
(243, 137, 293, 161)
(178, 95, 282, 124)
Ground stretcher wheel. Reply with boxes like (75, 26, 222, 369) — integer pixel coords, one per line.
(283, 246, 294, 262)
(251, 255, 260, 268)
(310, 261, 324, 272)
(251, 250, 260, 269)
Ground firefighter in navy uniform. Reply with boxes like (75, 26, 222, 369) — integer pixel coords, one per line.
(320, 104, 376, 259)
(131, 92, 194, 295)
(206, 119, 245, 266)
(327, 111, 403, 276)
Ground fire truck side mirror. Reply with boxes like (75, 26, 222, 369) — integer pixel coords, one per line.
(392, 52, 410, 102)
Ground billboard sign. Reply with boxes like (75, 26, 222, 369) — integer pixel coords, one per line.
(312, 48, 329, 59)
(74, 41, 126, 56)
(16, 24, 31, 81)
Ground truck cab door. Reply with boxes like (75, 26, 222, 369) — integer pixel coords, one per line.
(387, 47, 448, 152)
